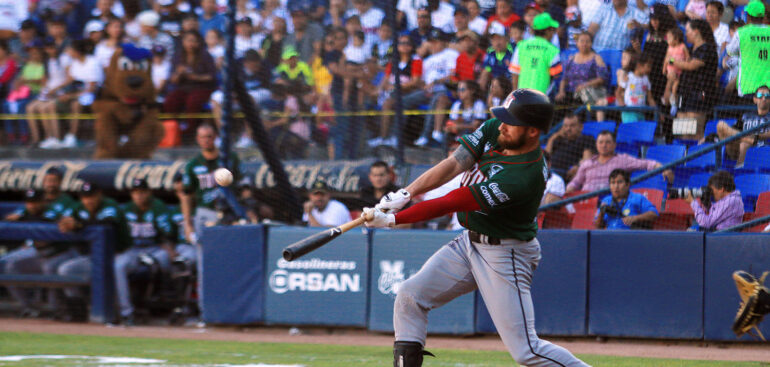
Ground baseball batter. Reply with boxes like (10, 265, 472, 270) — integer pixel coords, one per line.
(363, 89, 590, 367)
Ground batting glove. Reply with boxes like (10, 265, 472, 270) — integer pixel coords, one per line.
(374, 189, 411, 214)
(362, 207, 395, 229)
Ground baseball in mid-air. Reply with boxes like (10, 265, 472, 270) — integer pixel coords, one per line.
(214, 168, 233, 186)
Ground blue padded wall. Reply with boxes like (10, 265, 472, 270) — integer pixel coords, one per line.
(704, 233, 770, 341)
(476, 230, 589, 336)
(265, 226, 369, 327)
(368, 229, 475, 334)
(589, 231, 704, 338)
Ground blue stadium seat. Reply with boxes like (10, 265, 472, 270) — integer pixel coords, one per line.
(742, 146, 770, 173)
(598, 49, 623, 87)
(686, 173, 712, 188)
(704, 119, 736, 137)
(672, 139, 698, 147)
(685, 144, 718, 170)
(631, 170, 668, 191)
(582, 121, 617, 139)
(616, 121, 656, 156)
(735, 174, 770, 213)
(561, 48, 578, 64)
(646, 144, 686, 164)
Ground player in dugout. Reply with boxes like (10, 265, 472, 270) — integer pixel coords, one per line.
(362, 89, 589, 367)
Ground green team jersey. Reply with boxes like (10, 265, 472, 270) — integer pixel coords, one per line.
(183, 152, 242, 209)
(510, 37, 561, 94)
(63, 197, 133, 253)
(737, 24, 770, 96)
(43, 193, 77, 221)
(122, 198, 176, 247)
(456, 119, 548, 240)
(169, 208, 187, 244)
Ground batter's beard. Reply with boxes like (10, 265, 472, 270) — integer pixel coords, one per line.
(497, 134, 527, 150)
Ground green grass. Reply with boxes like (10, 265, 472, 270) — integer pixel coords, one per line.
(0, 332, 766, 367)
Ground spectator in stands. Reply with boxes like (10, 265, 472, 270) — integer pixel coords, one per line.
(706, 1, 730, 52)
(510, 13, 561, 94)
(447, 5, 471, 36)
(478, 21, 513, 90)
(722, 20, 743, 97)
(83, 21, 104, 45)
(509, 20, 526, 49)
(5, 40, 43, 145)
(57, 39, 102, 149)
(327, 0, 346, 27)
(136, 10, 175, 62)
(233, 17, 262, 59)
(661, 27, 688, 108)
(588, 0, 649, 51)
(566, 130, 674, 193)
(465, 0, 489, 35)
(205, 29, 224, 70)
(0, 0, 27, 41)
(150, 45, 171, 100)
(411, 29, 457, 147)
(0, 40, 17, 101)
(595, 169, 659, 229)
(357, 161, 399, 207)
(342, 30, 367, 106)
(238, 0, 263, 30)
(644, 4, 678, 104)
(726, 0, 770, 99)
(556, 32, 609, 122)
(261, 84, 314, 159)
(686, 170, 744, 231)
(93, 18, 124, 69)
(345, 0, 385, 47)
(9, 20, 38, 63)
(616, 52, 655, 123)
(57, 182, 132, 322)
(445, 80, 486, 137)
(541, 152, 566, 205)
(673, 19, 718, 140)
(45, 16, 70, 55)
(486, 0, 521, 32)
(716, 85, 770, 166)
(371, 22, 393, 67)
(26, 38, 66, 148)
(686, 0, 708, 19)
(199, 0, 225, 36)
(157, 0, 185, 37)
(163, 30, 216, 123)
(274, 48, 313, 100)
(564, 4, 586, 50)
(287, 2, 324, 63)
(259, 17, 287, 70)
(303, 179, 351, 227)
(486, 75, 512, 108)
(452, 32, 483, 82)
(115, 178, 177, 325)
(370, 34, 423, 148)
(260, 0, 287, 32)
(545, 112, 595, 179)
(409, 7, 440, 58)
(89, 0, 119, 24)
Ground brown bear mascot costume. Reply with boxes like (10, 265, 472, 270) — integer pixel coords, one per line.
(93, 44, 162, 159)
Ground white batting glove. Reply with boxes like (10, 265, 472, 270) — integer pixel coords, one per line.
(362, 207, 395, 229)
(374, 189, 411, 214)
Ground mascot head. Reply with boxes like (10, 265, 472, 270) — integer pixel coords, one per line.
(102, 43, 155, 105)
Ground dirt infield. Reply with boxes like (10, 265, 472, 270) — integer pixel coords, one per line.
(1, 318, 769, 363)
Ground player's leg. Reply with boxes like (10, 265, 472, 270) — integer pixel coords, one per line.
(115, 248, 141, 320)
(469, 238, 590, 367)
(393, 233, 477, 366)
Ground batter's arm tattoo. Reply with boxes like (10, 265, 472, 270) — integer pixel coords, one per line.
(452, 146, 476, 171)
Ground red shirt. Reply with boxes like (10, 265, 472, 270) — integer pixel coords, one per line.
(385, 57, 423, 84)
(486, 13, 521, 31)
(453, 49, 485, 82)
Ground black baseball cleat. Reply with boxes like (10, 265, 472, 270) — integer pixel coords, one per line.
(393, 341, 435, 367)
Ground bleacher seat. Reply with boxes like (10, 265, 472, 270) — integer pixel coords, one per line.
(598, 49, 623, 87)
(742, 146, 770, 173)
(664, 198, 693, 214)
(631, 170, 668, 191)
(616, 121, 656, 156)
(582, 121, 616, 139)
(655, 198, 693, 231)
(632, 188, 664, 211)
(646, 144, 686, 164)
(686, 172, 712, 188)
(742, 213, 769, 233)
(756, 192, 770, 215)
(561, 48, 578, 63)
(735, 174, 770, 213)
(541, 209, 573, 229)
(564, 191, 599, 210)
(685, 144, 718, 170)
(571, 209, 596, 229)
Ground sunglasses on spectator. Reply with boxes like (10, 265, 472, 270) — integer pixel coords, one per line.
(756, 92, 770, 99)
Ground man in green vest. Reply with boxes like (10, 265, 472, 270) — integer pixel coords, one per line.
(726, 0, 770, 97)
(508, 13, 562, 95)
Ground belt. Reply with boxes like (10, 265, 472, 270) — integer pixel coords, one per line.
(468, 230, 502, 245)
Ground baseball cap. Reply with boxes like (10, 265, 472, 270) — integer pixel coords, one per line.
(137, 10, 160, 27)
(281, 48, 299, 60)
(79, 181, 100, 196)
(83, 20, 104, 35)
(488, 21, 506, 37)
(565, 6, 580, 22)
(131, 178, 149, 190)
(454, 6, 469, 16)
(532, 13, 559, 31)
(746, 0, 765, 17)
(310, 179, 329, 194)
(524, 2, 543, 12)
(24, 189, 44, 201)
(427, 28, 451, 42)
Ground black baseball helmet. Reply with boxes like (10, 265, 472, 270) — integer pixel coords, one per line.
(490, 89, 554, 132)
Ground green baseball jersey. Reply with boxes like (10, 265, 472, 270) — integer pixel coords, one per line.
(63, 197, 133, 253)
(122, 198, 176, 247)
(737, 24, 770, 96)
(183, 152, 242, 209)
(43, 193, 77, 221)
(510, 37, 561, 94)
(456, 119, 548, 240)
(169, 207, 187, 244)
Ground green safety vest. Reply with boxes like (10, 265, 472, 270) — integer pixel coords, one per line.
(515, 37, 560, 93)
(738, 24, 770, 96)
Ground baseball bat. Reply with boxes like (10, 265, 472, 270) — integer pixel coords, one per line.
(282, 211, 373, 261)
